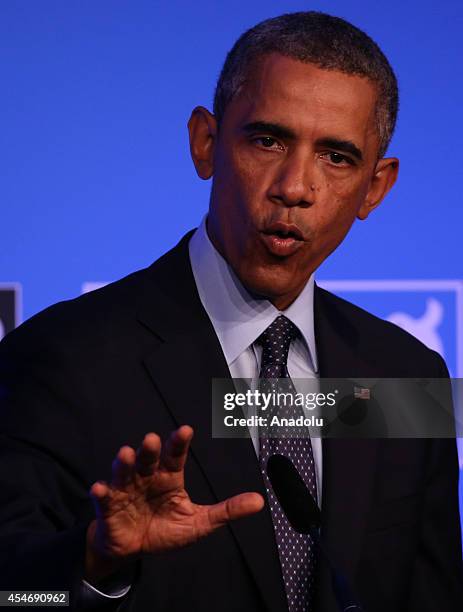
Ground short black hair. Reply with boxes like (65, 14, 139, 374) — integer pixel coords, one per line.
(213, 11, 398, 158)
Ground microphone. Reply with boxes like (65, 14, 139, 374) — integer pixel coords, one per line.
(267, 454, 364, 612)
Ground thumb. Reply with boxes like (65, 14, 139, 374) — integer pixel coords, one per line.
(207, 492, 265, 531)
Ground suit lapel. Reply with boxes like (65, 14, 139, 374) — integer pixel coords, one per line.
(314, 286, 379, 609)
(137, 234, 288, 612)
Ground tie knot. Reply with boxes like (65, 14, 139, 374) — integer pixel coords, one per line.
(257, 315, 300, 370)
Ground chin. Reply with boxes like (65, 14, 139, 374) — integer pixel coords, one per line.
(236, 265, 297, 302)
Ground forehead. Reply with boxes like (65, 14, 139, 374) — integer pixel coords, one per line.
(225, 54, 379, 149)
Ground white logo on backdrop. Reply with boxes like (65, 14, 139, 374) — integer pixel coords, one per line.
(387, 297, 445, 358)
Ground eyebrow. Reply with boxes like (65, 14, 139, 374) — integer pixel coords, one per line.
(242, 121, 297, 141)
(242, 121, 363, 162)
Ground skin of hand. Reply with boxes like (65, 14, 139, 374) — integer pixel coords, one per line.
(85, 425, 264, 582)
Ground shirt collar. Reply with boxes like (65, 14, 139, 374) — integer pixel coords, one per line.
(189, 215, 318, 372)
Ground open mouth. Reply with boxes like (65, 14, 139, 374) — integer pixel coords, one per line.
(263, 222, 304, 241)
(261, 223, 304, 256)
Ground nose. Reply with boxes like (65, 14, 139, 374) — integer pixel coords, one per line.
(270, 150, 315, 207)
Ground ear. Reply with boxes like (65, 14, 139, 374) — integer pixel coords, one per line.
(357, 157, 399, 220)
(187, 106, 217, 180)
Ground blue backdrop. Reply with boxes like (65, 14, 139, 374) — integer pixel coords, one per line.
(1, 0, 462, 542)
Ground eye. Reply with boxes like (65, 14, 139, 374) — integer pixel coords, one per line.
(259, 137, 276, 147)
(321, 152, 353, 166)
(253, 136, 284, 151)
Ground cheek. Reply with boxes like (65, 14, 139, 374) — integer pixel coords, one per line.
(317, 172, 369, 215)
(225, 152, 269, 216)
(314, 206, 350, 245)
(211, 152, 267, 256)
(310, 179, 367, 244)
(318, 171, 364, 199)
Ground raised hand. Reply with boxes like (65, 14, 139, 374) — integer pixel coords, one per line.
(85, 426, 264, 582)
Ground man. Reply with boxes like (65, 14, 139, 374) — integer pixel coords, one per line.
(0, 11, 462, 612)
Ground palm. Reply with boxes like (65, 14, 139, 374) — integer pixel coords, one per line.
(90, 426, 263, 562)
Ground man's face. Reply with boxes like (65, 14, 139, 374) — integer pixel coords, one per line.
(189, 54, 398, 309)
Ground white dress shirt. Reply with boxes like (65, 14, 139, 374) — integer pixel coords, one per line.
(189, 215, 322, 503)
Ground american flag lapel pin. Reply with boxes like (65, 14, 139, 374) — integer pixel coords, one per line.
(354, 386, 370, 400)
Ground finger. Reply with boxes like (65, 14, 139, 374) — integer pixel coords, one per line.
(135, 432, 161, 477)
(111, 445, 136, 488)
(207, 492, 264, 530)
(89, 480, 112, 518)
(160, 425, 194, 473)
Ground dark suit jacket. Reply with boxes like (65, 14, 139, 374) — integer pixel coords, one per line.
(0, 231, 462, 611)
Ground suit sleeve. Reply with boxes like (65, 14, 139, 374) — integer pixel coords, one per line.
(0, 318, 128, 610)
(406, 352, 463, 611)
